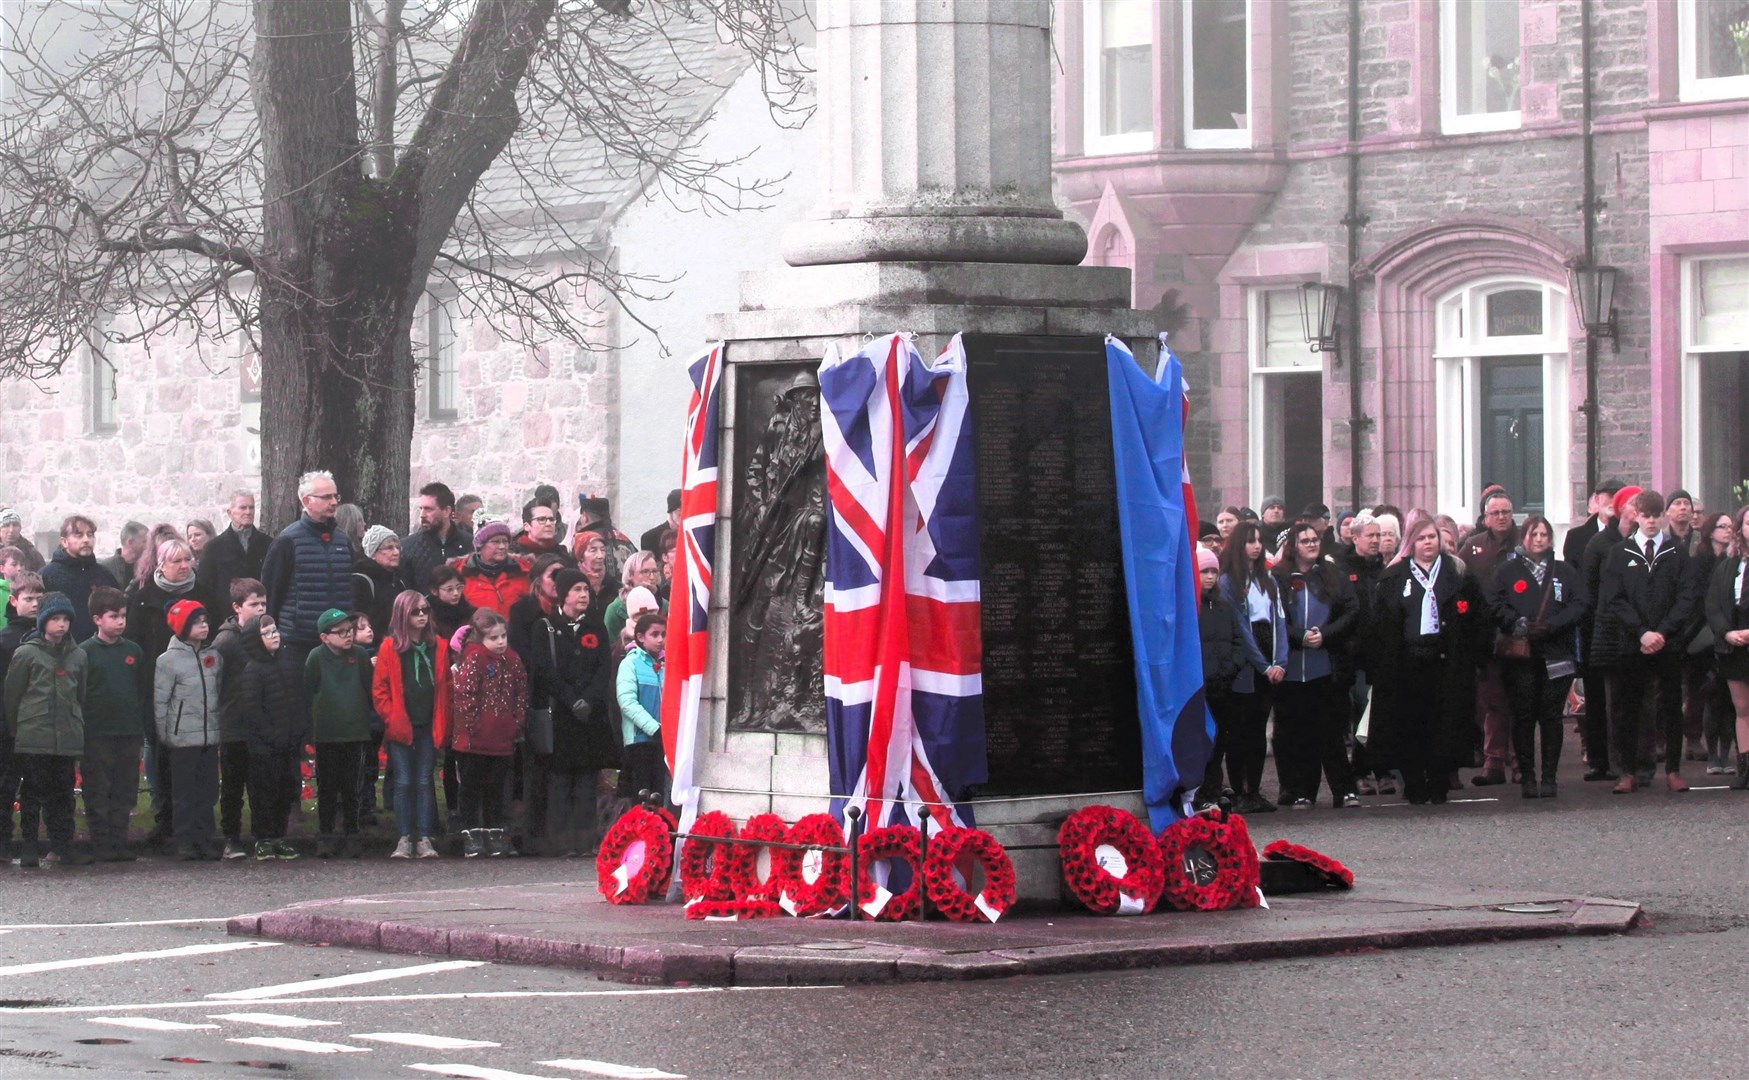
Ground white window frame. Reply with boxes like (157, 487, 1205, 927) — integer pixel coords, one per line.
(86, 318, 116, 435)
(1247, 288, 1323, 507)
(1082, 0, 1155, 156)
(1680, 254, 1749, 501)
(425, 296, 459, 421)
(1432, 277, 1571, 526)
(1678, 0, 1749, 103)
(1439, 0, 1523, 135)
(1182, 0, 1252, 150)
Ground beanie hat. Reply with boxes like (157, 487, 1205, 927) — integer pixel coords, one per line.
(1612, 485, 1643, 519)
(35, 591, 75, 628)
(1261, 496, 1286, 512)
(1667, 489, 1694, 506)
(1197, 519, 1220, 540)
(1302, 502, 1331, 520)
(0, 507, 20, 528)
(1196, 548, 1219, 573)
(625, 586, 660, 620)
(166, 599, 208, 640)
(316, 608, 355, 634)
(666, 489, 683, 513)
(578, 492, 612, 519)
(552, 568, 588, 606)
(473, 519, 512, 550)
(361, 525, 399, 559)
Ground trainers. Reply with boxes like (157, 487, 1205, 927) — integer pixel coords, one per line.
(254, 840, 275, 861)
(1290, 798, 1313, 811)
(462, 830, 483, 858)
(274, 840, 300, 861)
(390, 835, 414, 859)
(1341, 793, 1362, 808)
(415, 837, 439, 859)
(222, 839, 250, 860)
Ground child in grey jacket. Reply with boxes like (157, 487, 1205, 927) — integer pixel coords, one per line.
(154, 600, 224, 860)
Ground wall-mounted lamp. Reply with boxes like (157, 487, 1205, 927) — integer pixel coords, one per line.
(1299, 281, 1343, 354)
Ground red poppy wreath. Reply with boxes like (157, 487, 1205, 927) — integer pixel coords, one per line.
(1057, 805, 1165, 915)
(923, 826, 1018, 923)
(718, 812, 790, 903)
(1261, 840, 1354, 889)
(854, 824, 923, 921)
(771, 813, 850, 918)
(678, 809, 739, 906)
(1156, 809, 1262, 912)
(596, 805, 675, 905)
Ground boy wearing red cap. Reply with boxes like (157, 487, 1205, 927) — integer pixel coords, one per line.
(153, 599, 224, 860)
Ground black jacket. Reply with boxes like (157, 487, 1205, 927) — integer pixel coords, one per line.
(1275, 561, 1361, 684)
(351, 557, 406, 640)
(428, 593, 475, 644)
(1705, 556, 1749, 656)
(1593, 532, 1700, 669)
(1486, 552, 1589, 667)
(195, 525, 270, 614)
(400, 526, 471, 596)
(234, 629, 308, 753)
(527, 611, 618, 772)
(1563, 515, 1602, 569)
(1581, 521, 1631, 654)
(1198, 591, 1247, 698)
(1366, 555, 1486, 772)
(123, 577, 203, 702)
(40, 548, 120, 642)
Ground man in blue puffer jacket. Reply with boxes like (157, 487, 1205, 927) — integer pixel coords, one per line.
(261, 471, 355, 652)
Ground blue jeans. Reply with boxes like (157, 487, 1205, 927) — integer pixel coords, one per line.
(388, 728, 437, 839)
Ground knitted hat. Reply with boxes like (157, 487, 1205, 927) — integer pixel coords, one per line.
(1196, 548, 1220, 573)
(1197, 519, 1220, 540)
(1612, 485, 1643, 519)
(552, 568, 588, 605)
(316, 608, 356, 634)
(578, 492, 611, 519)
(362, 525, 399, 558)
(1260, 496, 1286, 512)
(166, 599, 208, 639)
(625, 586, 660, 620)
(35, 591, 75, 628)
(1302, 502, 1331, 520)
(1667, 489, 1694, 506)
(666, 489, 683, 513)
(473, 519, 512, 550)
(0, 507, 20, 528)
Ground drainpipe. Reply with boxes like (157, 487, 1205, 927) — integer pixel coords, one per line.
(1343, 0, 1370, 507)
(1577, 0, 1602, 495)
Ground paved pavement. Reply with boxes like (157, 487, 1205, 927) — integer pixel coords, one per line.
(2, 731, 1748, 1076)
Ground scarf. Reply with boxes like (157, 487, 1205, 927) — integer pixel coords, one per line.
(154, 569, 198, 596)
(1515, 545, 1547, 585)
(407, 641, 434, 687)
(1408, 557, 1441, 637)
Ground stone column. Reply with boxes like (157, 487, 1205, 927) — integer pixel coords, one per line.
(780, 0, 1087, 267)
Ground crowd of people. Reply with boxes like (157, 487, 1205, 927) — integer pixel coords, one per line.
(1195, 484, 1749, 811)
(0, 476, 683, 864)
(2, 469, 1747, 865)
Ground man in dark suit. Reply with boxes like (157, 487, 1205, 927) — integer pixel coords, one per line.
(641, 489, 681, 556)
(195, 490, 270, 615)
(1563, 478, 1624, 569)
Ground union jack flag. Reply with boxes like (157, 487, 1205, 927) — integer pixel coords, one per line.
(660, 342, 724, 838)
(821, 333, 986, 832)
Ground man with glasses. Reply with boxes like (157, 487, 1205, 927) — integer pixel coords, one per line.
(515, 499, 576, 565)
(1462, 490, 1522, 787)
(261, 471, 356, 652)
(41, 515, 117, 641)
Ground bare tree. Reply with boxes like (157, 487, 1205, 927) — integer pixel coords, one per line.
(0, 0, 808, 528)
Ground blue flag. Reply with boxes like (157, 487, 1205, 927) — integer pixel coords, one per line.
(1106, 337, 1216, 831)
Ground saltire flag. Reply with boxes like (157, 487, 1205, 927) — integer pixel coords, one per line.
(820, 332, 986, 833)
(660, 341, 724, 842)
(1106, 335, 1215, 831)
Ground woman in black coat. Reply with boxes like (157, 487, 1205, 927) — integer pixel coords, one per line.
(1487, 515, 1589, 799)
(234, 616, 308, 857)
(124, 537, 203, 845)
(1706, 508, 1749, 788)
(1273, 523, 1361, 809)
(1196, 547, 1247, 807)
(1367, 511, 1485, 805)
(529, 569, 618, 855)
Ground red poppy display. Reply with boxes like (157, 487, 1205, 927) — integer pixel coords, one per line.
(1057, 805, 1165, 915)
(770, 814, 850, 918)
(1157, 809, 1262, 912)
(922, 826, 1017, 923)
(580, 633, 600, 648)
(678, 809, 738, 905)
(596, 805, 676, 905)
(1456, 600, 1470, 613)
(854, 824, 923, 921)
(1261, 840, 1354, 889)
(718, 812, 789, 903)
(1513, 579, 1529, 594)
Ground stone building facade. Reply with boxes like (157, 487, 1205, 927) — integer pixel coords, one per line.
(1054, 0, 1749, 527)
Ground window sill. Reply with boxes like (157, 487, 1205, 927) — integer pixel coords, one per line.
(1440, 110, 1523, 136)
(1677, 75, 1749, 105)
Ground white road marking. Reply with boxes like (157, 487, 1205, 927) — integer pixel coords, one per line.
(3, 985, 835, 1014)
(410, 1066, 569, 1080)
(90, 1016, 219, 1031)
(210, 1012, 342, 1028)
(230, 1036, 372, 1054)
(541, 1059, 687, 1079)
(208, 959, 486, 1000)
(354, 1032, 501, 1050)
(0, 940, 279, 978)
(0, 917, 231, 931)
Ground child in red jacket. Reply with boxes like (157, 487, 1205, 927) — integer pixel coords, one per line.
(452, 608, 527, 857)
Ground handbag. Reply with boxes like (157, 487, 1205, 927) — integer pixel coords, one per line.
(1496, 571, 1553, 660)
(524, 622, 561, 756)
